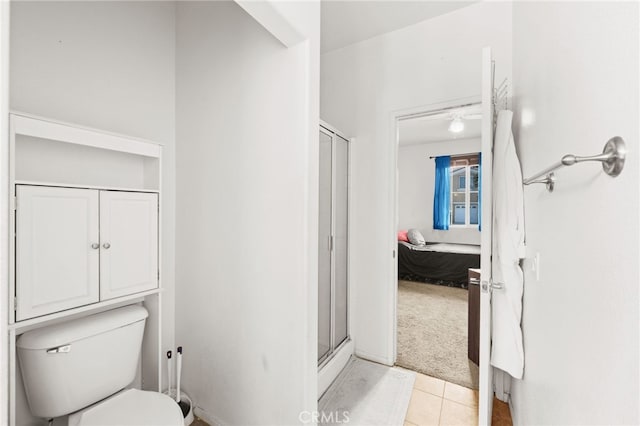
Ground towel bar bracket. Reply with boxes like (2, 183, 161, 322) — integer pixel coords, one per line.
(523, 137, 626, 192)
(526, 172, 556, 192)
(600, 136, 626, 177)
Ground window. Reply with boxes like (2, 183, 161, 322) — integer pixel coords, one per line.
(458, 176, 466, 189)
(450, 155, 479, 226)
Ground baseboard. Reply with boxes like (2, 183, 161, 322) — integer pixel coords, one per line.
(190, 340, 356, 425)
(193, 406, 226, 426)
(190, 345, 394, 425)
(508, 397, 518, 425)
(354, 349, 393, 366)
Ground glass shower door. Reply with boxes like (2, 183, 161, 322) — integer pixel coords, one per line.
(318, 126, 350, 365)
(318, 130, 333, 363)
(333, 135, 349, 348)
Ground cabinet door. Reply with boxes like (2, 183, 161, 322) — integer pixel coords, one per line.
(16, 186, 100, 320)
(99, 191, 158, 300)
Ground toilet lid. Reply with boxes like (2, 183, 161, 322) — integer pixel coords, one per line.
(68, 389, 184, 426)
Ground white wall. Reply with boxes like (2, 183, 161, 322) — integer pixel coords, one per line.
(321, 1, 512, 363)
(9, 2, 321, 424)
(0, 2, 9, 426)
(510, 2, 639, 424)
(398, 138, 480, 245)
(9, 1, 176, 421)
(175, 2, 319, 424)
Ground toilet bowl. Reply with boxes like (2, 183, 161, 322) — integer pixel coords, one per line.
(17, 305, 182, 425)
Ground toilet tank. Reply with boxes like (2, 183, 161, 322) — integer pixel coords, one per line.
(17, 305, 149, 419)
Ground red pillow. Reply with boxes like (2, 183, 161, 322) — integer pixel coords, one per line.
(397, 230, 409, 242)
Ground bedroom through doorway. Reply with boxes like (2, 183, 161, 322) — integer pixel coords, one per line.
(395, 102, 482, 390)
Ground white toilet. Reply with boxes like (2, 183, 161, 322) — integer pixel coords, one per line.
(17, 305, 183, 426)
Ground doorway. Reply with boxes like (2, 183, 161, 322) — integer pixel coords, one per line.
(389, 48, 498, 425)
(394, 102, 482, 390)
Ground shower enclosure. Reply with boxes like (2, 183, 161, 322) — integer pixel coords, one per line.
(318, 123, 350, 367)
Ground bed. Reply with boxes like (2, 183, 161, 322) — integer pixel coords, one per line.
(397, 241, 481, 288)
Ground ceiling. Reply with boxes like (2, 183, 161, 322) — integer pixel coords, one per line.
(398, 104, 482, 146)
(321, 1, 477, 53)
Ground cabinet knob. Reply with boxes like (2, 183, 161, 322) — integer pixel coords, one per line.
(103, 243, 111, 249)
(91, 243, 100, 250)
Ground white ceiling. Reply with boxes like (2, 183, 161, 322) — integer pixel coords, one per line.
(398, 104, 482, 146)
(321, 1, 477, 53)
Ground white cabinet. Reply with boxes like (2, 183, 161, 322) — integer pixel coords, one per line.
(16, 186, 100, 321)
(15, 185, 158, 320)
(8, 115, 164, 424)
(99, 191, 158, 300)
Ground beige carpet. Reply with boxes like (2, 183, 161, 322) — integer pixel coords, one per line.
(396, 280, 479, 389)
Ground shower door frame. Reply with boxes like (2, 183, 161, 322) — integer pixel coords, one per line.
(318, 121, 351, 369)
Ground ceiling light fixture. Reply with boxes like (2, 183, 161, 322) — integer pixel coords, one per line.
(448, 117, 465, 134)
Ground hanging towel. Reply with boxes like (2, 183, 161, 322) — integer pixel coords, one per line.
(491, 110, 526, 379)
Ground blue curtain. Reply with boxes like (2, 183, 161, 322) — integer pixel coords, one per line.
(478, 153, 482, 231)
(433, 156, 451, 230)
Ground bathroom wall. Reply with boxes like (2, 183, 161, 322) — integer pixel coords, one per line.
(9, 2, 320, 424)
(0, 2, 8, 425)
(398, 138, 481, 245)
(9, 2, 176, 423)
(510, 2, 639, 424)
(320, 1, 512, 364)
(175, 2, 319, 424)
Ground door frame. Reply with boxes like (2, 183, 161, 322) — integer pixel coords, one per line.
(387, 95, 491, 418)
(0, 2, 9, 425)
(388, 94, 480, 362)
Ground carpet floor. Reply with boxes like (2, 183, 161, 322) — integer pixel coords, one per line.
(396, 280, 479, 390)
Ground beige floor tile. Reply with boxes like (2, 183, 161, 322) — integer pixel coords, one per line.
(414, 373, 445, 397)
(404, 422, 418, 426)
(439, 399, 478, 426)
(405, 389, 443, 426)
(443, 382, 478, 408)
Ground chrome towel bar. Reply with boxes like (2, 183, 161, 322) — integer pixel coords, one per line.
(523, 137, 626, 192)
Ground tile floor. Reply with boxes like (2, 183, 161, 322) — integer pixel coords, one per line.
(188, 375, 513, 426)
(404, 373, 513, 426)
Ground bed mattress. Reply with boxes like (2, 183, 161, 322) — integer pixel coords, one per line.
(398, 242, 481, 255)
(397, 242, 481, 287)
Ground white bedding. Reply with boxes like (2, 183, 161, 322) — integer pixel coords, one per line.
(399, 241, 481, 255)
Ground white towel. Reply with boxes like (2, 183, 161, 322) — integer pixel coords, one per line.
(491, 110, 526, 379)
